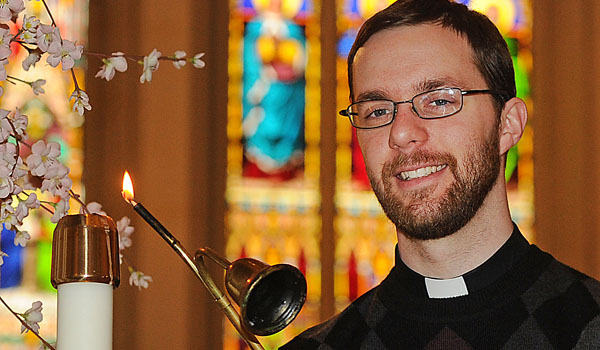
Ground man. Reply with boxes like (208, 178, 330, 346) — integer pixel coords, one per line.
(282, 0, 600, 349)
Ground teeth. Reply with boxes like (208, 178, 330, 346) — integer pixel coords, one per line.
(399, 165, 446, 181)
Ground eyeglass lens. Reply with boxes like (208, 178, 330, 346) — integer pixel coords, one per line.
(348, 88, 464, 128)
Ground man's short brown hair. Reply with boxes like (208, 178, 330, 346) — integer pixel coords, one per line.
(347, 0, 515, 114)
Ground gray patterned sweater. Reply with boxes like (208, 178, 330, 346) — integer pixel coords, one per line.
(282, 227, 600, 349)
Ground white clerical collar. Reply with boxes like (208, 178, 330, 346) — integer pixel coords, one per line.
(424, 276, 469, 299)
(393, 224, 530, 299)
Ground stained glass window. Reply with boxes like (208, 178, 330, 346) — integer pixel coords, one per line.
(333, 0, 533, 309)
(226, 0, 533, 347)
(0, 0, 87, 347)
(226, 0, 321, 348)
(459, 0, 534, 241)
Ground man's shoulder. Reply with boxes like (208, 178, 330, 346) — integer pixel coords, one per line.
(522, 247, 600, 348)
(528, 246, 600, 301)
(280, 287, 383, 350)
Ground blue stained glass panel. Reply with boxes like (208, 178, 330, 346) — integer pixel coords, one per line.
(0, 227, 23, 288)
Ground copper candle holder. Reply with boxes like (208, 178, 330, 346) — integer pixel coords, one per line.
(51, 214, 120, 287)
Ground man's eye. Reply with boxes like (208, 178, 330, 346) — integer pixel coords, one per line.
(429, 99, 451, 107)
(366, 108, 392, 118)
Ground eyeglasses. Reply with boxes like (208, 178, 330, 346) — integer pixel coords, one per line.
(339, 87, 508, 129)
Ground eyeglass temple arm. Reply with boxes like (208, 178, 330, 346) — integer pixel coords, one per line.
(339, 109, 360, 117)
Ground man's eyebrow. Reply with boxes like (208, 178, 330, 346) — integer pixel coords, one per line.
(414, 77, 467, 92)
(355, 90, 390, 102)
(355, 77, 471, 102)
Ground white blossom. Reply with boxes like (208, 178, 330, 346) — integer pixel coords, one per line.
(20, 29, 36, 44)
(46, 39, 83, 71)
(1, 202, 18, 229)
(172, 50, 186, 69)
(117, 216, 134, 250)
(129, 270, 152, 290)
(13, 166, 34, 191)
(36, 24, 60, 53)
(22, 51, 41, 71)
(0, 197, 19, 230)
(139, 48, 161, 83)
(95, 52, 127, 81)
(50, 198, 70, 223)
(14, 230, 30, 247)
(15, 192, 39, 222)
(0, 165, 15, 198)
(40, 163, 72, 197)
(69, 89, 91, 115)
(0, 58, 8, 81)
(0, 0, 25, 23)
(0, 109, 12, 142)
(25, 140, 61, 177)
(190, 53, 205, 69)
(31, 79, 45, 95)
(20, 301, 43, 334)
(5, 152, 31, 194)
(22, 14, 39, 31)
(0, 250, 7, 265)
(82, 201, 106, 215)
(11, 108, 28, 136)
(0, 27, 12, 60)
(21, 17, 38, 42)
(0, 143, 20, 166)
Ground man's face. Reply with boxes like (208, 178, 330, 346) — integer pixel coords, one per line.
(353, 24, 504, 240)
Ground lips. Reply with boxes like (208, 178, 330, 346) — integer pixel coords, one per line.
(397, 164, 447, 181)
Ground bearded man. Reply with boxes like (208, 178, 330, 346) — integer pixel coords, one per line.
(282, 0, 600, 349)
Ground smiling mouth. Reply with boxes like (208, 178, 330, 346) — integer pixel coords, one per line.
(398, 164, 447, 181)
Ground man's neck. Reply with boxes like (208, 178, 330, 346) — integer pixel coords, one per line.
(396, 188, 514, 279)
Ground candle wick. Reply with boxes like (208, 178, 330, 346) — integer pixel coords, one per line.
(121, 191, 138, 206)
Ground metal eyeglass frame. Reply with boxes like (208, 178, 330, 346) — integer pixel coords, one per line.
(339, 87, 509, 129)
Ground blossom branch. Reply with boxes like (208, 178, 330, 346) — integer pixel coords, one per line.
(6, 75, 46, 95)
(4, 115, 21, 176)
(0, 296, 56, 350)
(18, 192, 54, 215)
(40, 0, 57, 27)
(0, 0, 205, 342)
(69, 68, 79, 90)
(69, 189, 89, 214)
(38, 202, 56, 215)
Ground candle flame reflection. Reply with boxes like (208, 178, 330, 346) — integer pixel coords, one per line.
(122, 171, 135, 203)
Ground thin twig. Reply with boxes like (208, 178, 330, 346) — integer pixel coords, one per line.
(0, 296, 56, 350)
(121, 253, 132, 268)
(5, 75, 31, 85)
(15, 41, 34, 50)
(38, 202, 55, 215)
(40, 0, 57, 27)
(18, 192, 53, 216)
(3, 77, 17, 86)
(17, 139, 32, 150)
(4, 114, 22, 176)
(69, 68, 80, 90)
(69, 189, 89, 214)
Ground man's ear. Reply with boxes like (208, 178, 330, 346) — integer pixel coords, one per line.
(499, 97, 528, 155)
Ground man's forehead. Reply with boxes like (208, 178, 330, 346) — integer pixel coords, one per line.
(354, 76, 471, 102)
(351, 24, 482, 97)
(353, 24, 472, 67)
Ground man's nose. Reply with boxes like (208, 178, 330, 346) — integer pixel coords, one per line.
(387, 104, 429, 150)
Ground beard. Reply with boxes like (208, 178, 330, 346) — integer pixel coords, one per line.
(368, 125, 501, 241)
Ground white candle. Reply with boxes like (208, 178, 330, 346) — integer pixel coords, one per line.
(57, 283, 113, 350)
(51, 214, 120, 350)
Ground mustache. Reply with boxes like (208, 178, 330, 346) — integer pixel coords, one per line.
(381, 150, 458, 178)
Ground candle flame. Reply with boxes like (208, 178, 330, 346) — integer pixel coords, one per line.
(122, 171, 135, 203)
